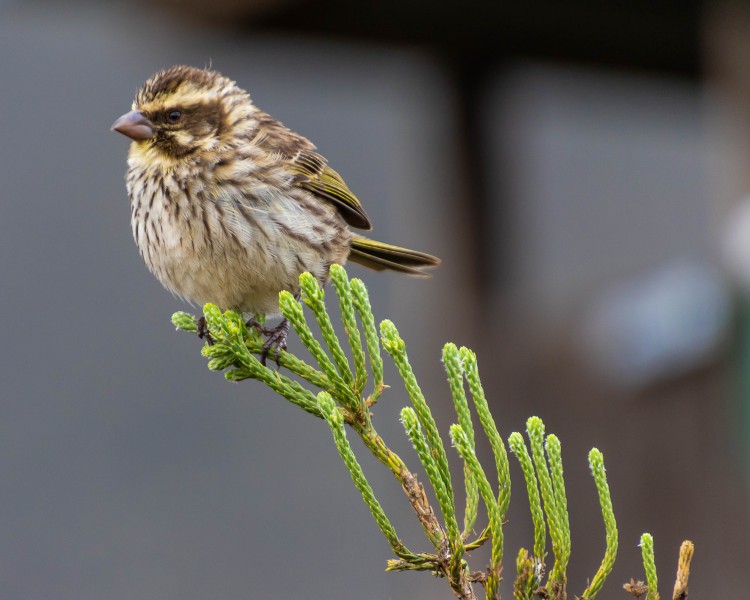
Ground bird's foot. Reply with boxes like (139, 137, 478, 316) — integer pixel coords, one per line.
(246, 317, 270, 337)
(197, 316, 214, 345)
(248, 318, 290, 366)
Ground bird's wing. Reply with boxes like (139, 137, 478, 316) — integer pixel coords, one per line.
(252, 111, 373, 230)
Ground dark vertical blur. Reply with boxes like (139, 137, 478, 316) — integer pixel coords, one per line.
(0, 0, 746, 599)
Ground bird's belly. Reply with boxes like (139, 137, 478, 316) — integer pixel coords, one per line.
(131, 192, 350, 316)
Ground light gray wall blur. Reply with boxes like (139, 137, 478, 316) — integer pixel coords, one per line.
(483, 65, 747, 595)
(0, 2, 746, 599)
(490, 65, 712, 325)
(0, 3, 466, 599)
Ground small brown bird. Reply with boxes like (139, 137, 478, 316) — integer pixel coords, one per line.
(112, 65, 439, 360)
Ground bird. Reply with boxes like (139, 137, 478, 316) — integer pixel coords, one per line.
(112, 65, 440, 362)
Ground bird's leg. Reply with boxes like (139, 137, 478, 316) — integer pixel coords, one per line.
(247, 294, 299, 366)
(246, 316, 288, 366)
(197, 316, 214, 345)
(258, 318, 290, 366)
(246, 317, 271, 336)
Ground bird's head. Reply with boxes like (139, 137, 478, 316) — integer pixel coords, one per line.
(112, 65, 253, 162)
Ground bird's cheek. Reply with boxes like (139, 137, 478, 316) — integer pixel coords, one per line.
(172, 130, 195, 147)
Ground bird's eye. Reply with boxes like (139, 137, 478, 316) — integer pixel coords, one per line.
(167, 110, 182, 123)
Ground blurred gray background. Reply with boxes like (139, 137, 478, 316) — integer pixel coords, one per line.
(1, 0, 748, 598)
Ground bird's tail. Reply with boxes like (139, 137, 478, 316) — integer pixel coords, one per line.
(348, 237, 441, 277)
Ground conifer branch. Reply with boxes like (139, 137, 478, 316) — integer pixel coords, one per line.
(171, 267, 693, 600)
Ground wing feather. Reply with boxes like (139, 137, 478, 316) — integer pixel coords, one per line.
(252, 111, 373, 230)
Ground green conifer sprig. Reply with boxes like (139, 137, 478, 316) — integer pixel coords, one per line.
(640, 533, 659, 600)
(171, 266, 691, 600)
(442, 344, 480, 539)
(451, 423, 504, 599)
(182, 305, 323, 417)
(545, 435, 571, 578)
(318, 392, 416, 560)
(581, 448, 618, 599)
(348, 277, 384, 402)
(299, 273, 354, 388)
(526, 417, 568, 586)
(444, 344, 475, 444)
(460, 347, 510, 519)
(381, 320, 455, 501)
(279, 290, 357, 410)
(513, 548, 540, 600)
(171, 311, 198, 332)
(462, 463, 480, 539)
(401, 406, 451, 549)
(329, 265, 368, 394)
(381, 322, 464, 578)
(507, 434, 546, 567)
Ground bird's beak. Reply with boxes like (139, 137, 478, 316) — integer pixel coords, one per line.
(111, 111, 154, 141)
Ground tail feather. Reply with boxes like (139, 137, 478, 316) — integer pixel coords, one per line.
(348, 237, 440, 277)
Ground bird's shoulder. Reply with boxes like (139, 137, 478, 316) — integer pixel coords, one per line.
(250, 110, 316, 158)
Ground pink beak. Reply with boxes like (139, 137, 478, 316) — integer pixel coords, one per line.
(111, 111, 154, 141)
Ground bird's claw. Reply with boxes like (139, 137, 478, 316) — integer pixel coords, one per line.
(249, 318, 290, 367)
(197, 316, 214, 345)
